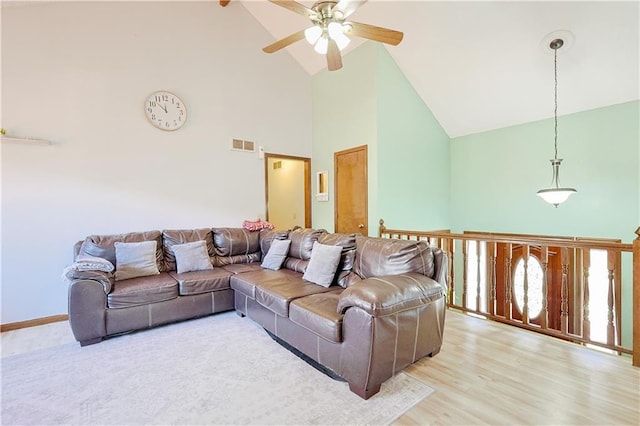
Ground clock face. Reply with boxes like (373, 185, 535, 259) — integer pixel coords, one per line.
(144, 91, 187, 131)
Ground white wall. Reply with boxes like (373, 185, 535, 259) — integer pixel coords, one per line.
(0, 1, 312, 324)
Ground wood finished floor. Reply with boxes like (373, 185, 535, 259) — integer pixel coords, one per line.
(2, 310, 638, 425)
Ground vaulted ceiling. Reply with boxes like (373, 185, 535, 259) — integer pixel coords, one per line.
(241, 0, 639, 138)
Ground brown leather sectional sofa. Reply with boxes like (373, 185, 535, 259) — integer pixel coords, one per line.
(66, 226, 448, 399)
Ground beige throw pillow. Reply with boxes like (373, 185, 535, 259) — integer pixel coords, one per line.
(114, 241, 160, 281)
(173, 240, 214, 274)
(261, 239, 291, 270)
(302, 242, 343, 287)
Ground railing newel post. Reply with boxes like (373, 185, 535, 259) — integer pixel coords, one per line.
(633, 227, 639, 367)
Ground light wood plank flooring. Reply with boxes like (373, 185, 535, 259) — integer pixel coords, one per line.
(396, 310, 640, 425)
(2, 311, 638, 425)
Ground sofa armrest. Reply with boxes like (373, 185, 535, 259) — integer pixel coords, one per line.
(64, 269, 114, 294)
(337, 272, 445, 317)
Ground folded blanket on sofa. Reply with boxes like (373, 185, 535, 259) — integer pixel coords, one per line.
(63, 255, 114, 276)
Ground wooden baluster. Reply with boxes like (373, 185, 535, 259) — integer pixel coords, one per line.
(505, 243, 513, 321)
(448, 238, 455, 307)
(606, 250, 616, 347)
(540, 246, 549, 330)
(632, 226, 639, 367)
(489, 242, 497, 318)
(561, 247, 570, 335)
(615, 248, 623, 352)
(462, 241, 468, 310)
(582, 249, 591, 342)
(476, 240, 482, 313)
(523, 245, 530, 325)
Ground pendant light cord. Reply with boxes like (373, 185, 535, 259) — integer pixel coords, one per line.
(553, 46, 558, 160)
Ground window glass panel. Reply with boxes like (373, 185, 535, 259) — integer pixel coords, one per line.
(513, 255, 543, 318)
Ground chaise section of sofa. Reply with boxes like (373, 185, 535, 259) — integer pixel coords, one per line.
(230, 230, 448, 399)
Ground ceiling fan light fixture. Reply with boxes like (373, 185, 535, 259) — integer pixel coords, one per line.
(334, 32, 350, 51)
(314, 35, 329, 54)
(304, 25, 322, 45)
(327, 21, 343, 39)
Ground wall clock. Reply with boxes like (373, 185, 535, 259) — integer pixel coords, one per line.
(144, 91, 187, 131)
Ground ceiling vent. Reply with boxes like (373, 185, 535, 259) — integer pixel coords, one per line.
(232, 139, 255, 153)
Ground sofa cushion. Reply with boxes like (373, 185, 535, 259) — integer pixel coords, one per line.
(283, 258, 309, 274)
(107, 272, 178, 308)
(261, 239, 291, 270)
(169, 269, 232, 296)
(230, 269, 302, 300)
(289, 290, 344, 343)
(114, 241, 160, 281)
(259, 229, 289, 257)
(214, 253, 262, 267)
(172, 240, 214, 274)
(212, 228, 261, 257)
(162, 229, 215, 271)
(354, 236, 435, 279)
(287, 227, 326, 261)
(303, 242, 343, 287)
(221, 263, 263, 275)
(81, 230, 165, 272)
(255, 274, 337, 317)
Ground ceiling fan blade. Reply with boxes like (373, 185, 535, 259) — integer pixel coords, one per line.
(269, 0, 317, 20)
(332, 0, 367, 19)
(326, 39, 343, 71)
(263, 30, 306, 54)
(347, 21, 404, 46)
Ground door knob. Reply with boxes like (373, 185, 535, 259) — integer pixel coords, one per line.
(358, 224, 365, 229)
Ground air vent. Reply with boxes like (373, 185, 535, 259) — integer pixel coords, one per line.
(231, 139, 256, 153)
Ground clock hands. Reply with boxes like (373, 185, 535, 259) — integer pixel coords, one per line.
(157, 104, 168, 113)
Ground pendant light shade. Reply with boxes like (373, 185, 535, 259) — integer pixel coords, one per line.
(536, 159, 577, 207)
(537, 38, 577, 207)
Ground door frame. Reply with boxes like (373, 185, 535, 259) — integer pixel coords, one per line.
(264, 153, 312, 228)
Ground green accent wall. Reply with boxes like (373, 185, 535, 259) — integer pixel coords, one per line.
(377, 45, 451, 231)
(451, 101, 639, 241)
(312, 43, 450, 234)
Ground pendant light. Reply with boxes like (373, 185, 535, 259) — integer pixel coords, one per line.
(536, 38, 577, 207)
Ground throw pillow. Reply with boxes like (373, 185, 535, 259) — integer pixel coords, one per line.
(261, 239, 291, 270)
(302, 242, 343, 287)
(114, 241, 160, 281)
(172, 240, 214, 274)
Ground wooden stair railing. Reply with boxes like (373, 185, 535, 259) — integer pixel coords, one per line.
(378, 219, 639, 367)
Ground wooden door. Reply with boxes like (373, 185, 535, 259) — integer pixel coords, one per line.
(334, 145, 368, 234)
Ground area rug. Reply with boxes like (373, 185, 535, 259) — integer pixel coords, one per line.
(1, 312, 434, 425)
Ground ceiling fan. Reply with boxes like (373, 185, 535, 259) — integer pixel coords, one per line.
(263, 0, 404, 71)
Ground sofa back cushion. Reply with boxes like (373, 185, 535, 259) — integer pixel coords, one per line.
(81, 230, 165, 272)
(353, 236, 435, 279)
(259, 229, 289, 257)
(162, 229, 215, 271)
(212, 228, 261, 266)
(287, 227, 326, 261)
